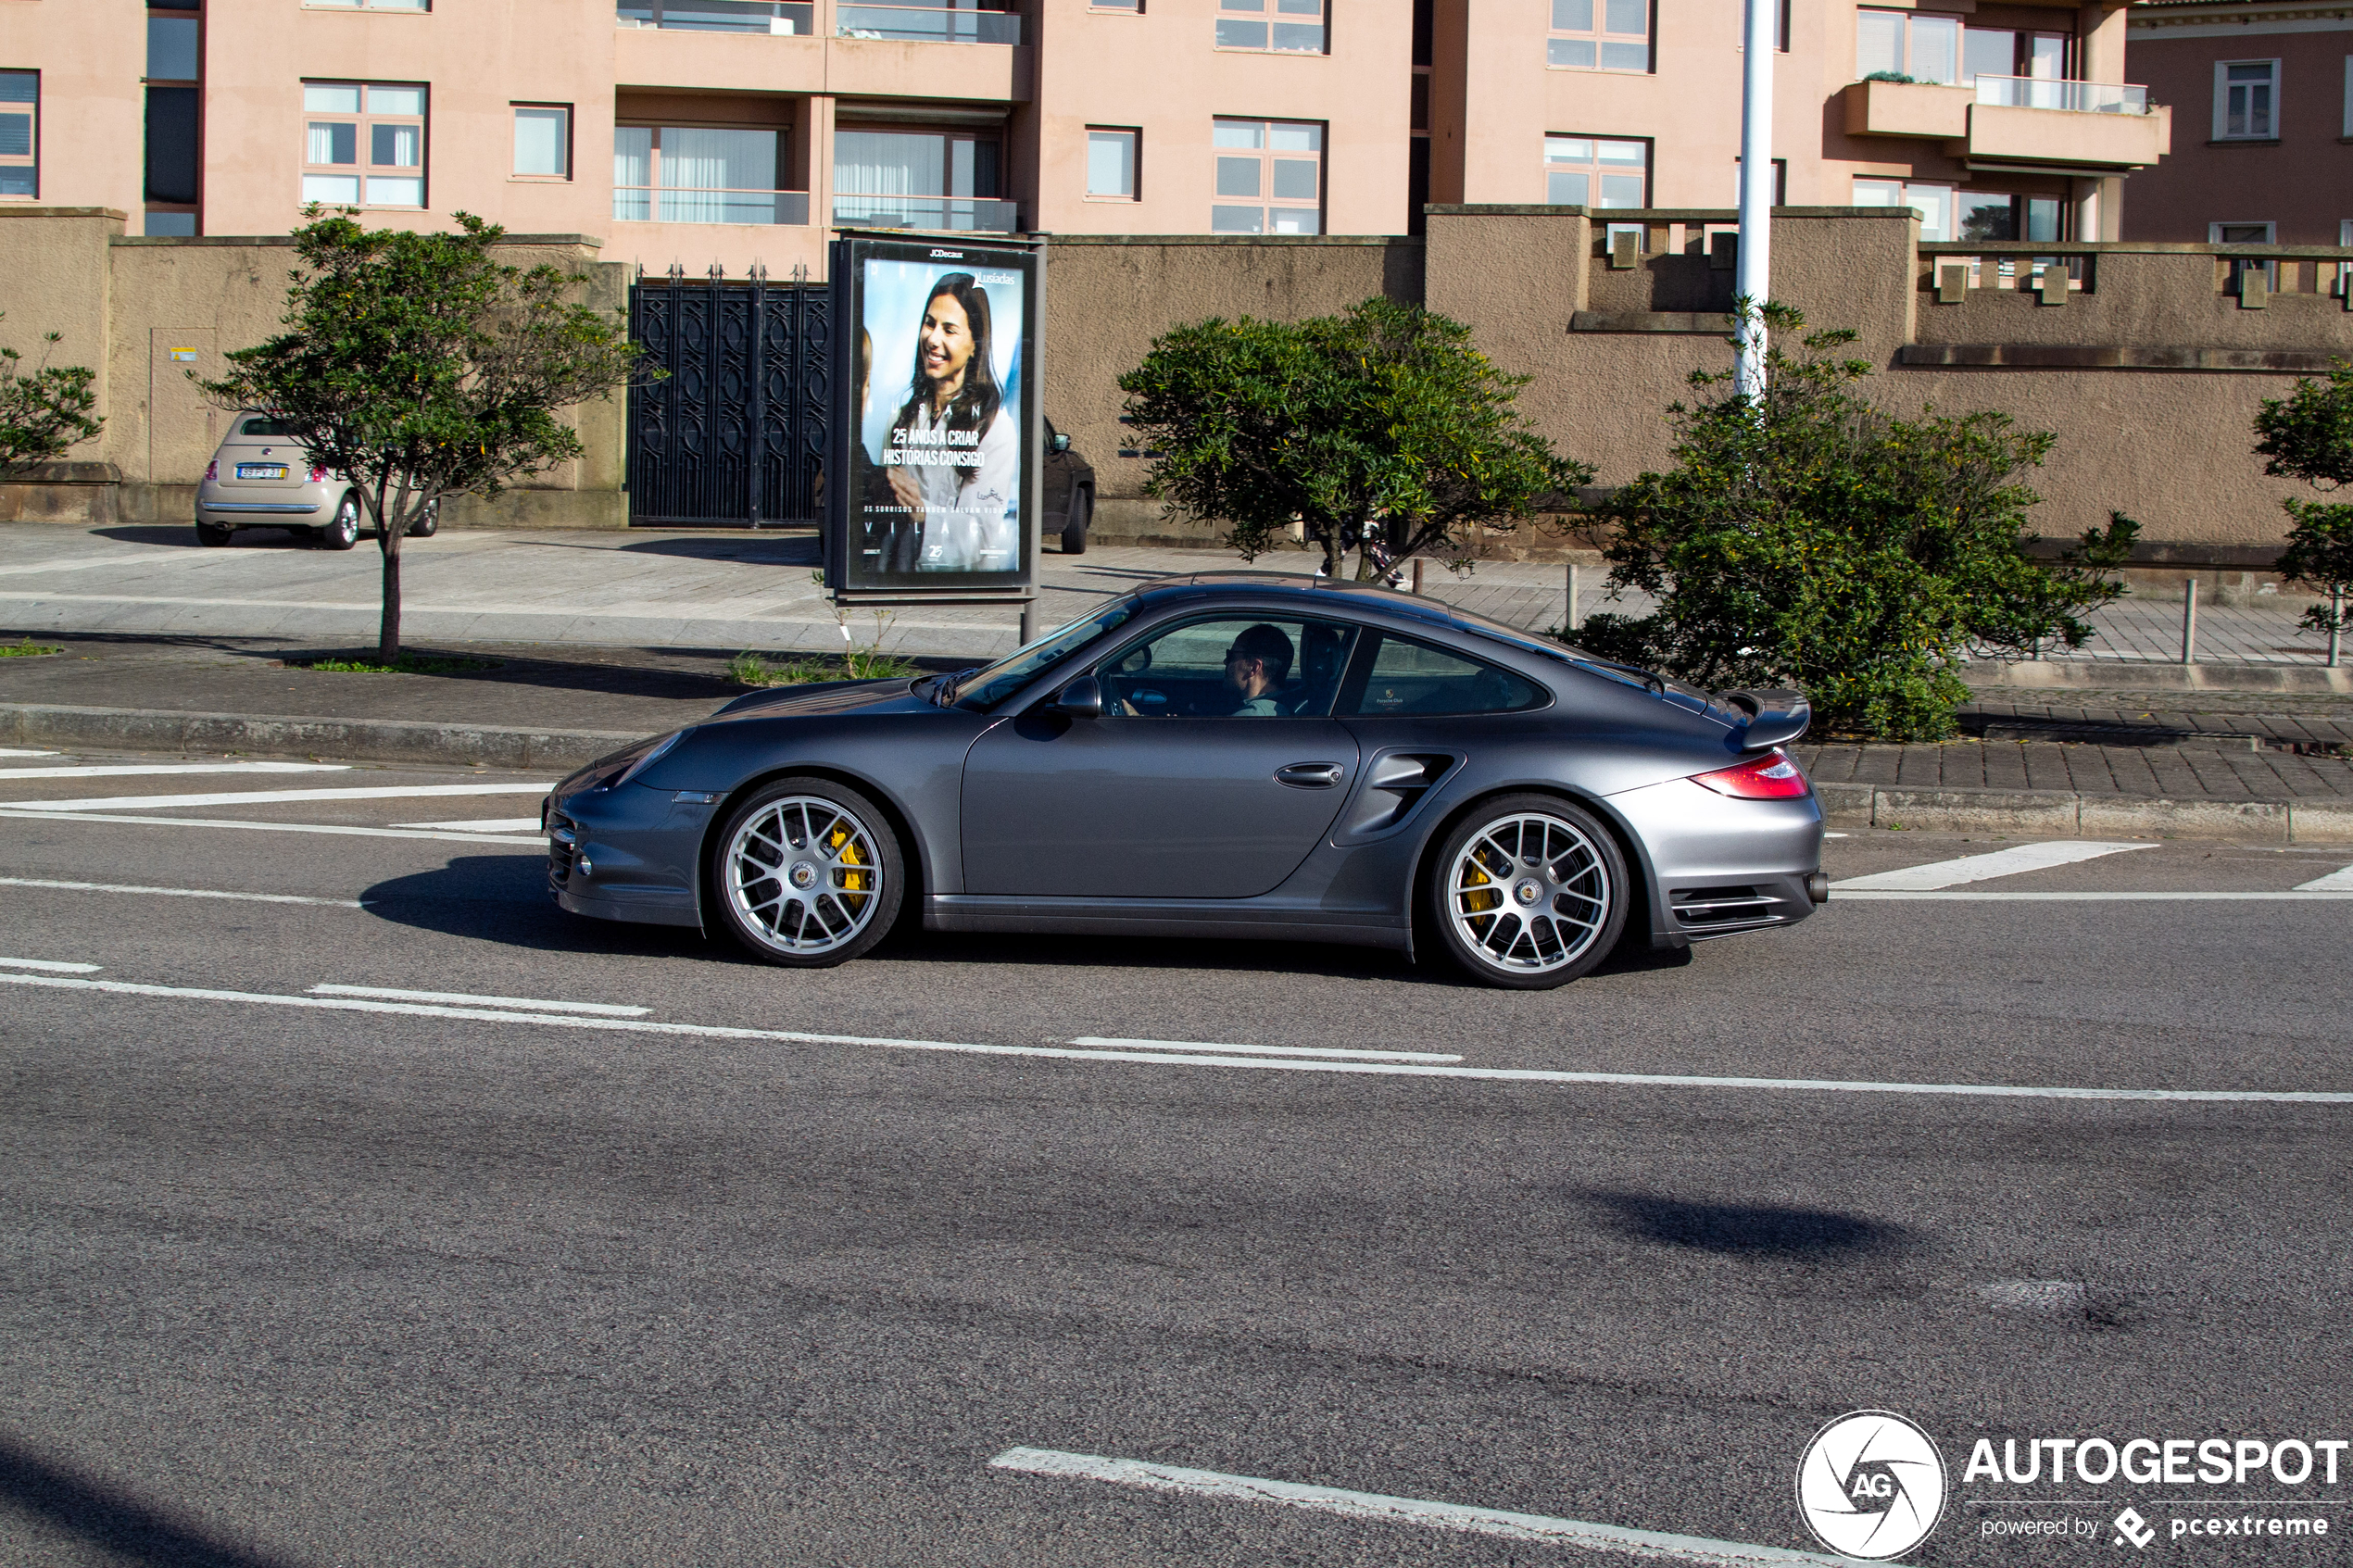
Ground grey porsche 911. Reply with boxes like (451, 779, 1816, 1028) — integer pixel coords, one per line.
(543, 574, 1825, 989)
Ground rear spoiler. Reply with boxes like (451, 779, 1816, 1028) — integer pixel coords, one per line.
(1720, 687, 1810, 750)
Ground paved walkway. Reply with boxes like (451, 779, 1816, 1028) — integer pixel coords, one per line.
(1, 523, 2338, 668)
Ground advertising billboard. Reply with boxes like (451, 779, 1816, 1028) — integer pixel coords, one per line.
(826, 234, 1040, 596)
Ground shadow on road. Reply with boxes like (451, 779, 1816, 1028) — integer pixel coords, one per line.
(92, 525, 317, 550)
(1585, 1194, 1911, 1258)
(611, 534, 821, 565)
(0, 1434, 300, 1568)
(359, 857, 709, 959)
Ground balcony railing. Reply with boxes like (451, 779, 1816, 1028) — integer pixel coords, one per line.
(837, 4, 1021, 44)
(832, 194, 1019, 232)
(1974, 75, 2149, 115)
(616, 0, 815, 34)
(615, 187, 812, 225)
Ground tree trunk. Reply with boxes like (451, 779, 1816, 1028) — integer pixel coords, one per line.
(376, 507, 404, 662)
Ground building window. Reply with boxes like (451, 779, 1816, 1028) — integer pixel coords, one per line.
(513, 105, 572, 179)
(303, 82, 426, 207)
(306, 0, 431, 10)
(2214, 60, 2279, 139)
(0, 72, 35, 199)
(1091, 0, 1140, 9)
(147, 12, 201, 80)
(147, 4, 202, 232)
(1855, 9, 1958, 84)
(620, 125, 809, 224)
(1215, 0, 1326, 55)
(1211, 119, 1322, 233)
(1544, 137, 1646, 207)
(1730, 157, 1787, 206)
(1854, 177, 1953, 241)
(832, 127, 1006, 230)
(1087, 128, 1138, 198)
(1956, 192, 2061, 242)
(1549, 0, 1649, 73)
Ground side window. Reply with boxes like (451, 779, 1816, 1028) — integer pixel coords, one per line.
(1098, 616, 1360, 718)
(1340, 633, 1544, 717)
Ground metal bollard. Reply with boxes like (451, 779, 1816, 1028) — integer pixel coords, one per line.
(2180, 577, 2197, 665)
(1567, 562, 1581, 633)
(1411, 557, 1425, 596)
(1019, 598, 1037, 645)
(2331, 586, 2345, 669)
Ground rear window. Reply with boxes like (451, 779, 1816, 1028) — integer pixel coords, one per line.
(237, 417, 294, 437)
(1340, 633, 1544, 717)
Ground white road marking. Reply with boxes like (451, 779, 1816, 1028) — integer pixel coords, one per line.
(0, 876, 365, 908)
(1069, 1035, 1461, 1064)
(1832, 890, 2353, 901)
(1833, 840, 2157, 891)
(986, 1448, 1858, 1566)
(389, 817, 543, 833)
(0, 971, 2345, 1103)
(0, 748, 60, 757)
(0, 761, 348, 782)
(0, 808, 545, 846)
(308, 984, 648, 1016)
(0, 957, 102, 973)
(2294, 864, 2353, 892)
(1, 782, 550, 811)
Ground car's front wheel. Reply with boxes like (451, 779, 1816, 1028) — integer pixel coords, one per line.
(711, 778, 904, 968)
(406, 500, 439, 538)
(1427, 794, 1628, 989)
(319, 493, 361, 550)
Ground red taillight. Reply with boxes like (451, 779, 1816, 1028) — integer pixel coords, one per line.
(309, 463, 328, 482)
(1692, 749, 1811, 799)
(203, 459, 218, 481)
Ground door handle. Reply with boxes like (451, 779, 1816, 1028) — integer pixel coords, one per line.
(1275, 761, 1345, 789)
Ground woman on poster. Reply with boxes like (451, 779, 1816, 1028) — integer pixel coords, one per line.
(882, 273, 1018, 572)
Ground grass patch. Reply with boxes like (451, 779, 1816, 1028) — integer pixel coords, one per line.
(294, 653, 502, 674)
(0, 637, 62, 658)
(730, 647, 921, 686)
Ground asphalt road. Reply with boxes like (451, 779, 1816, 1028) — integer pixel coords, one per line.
(1, 748, 2347, 1567)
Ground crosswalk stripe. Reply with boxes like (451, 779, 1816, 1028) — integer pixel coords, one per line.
(1834, 840, 2156, 891)
(2293, 864, 2353, 892)
(0, 761, 347, 781)
(0, 782, 550, 811)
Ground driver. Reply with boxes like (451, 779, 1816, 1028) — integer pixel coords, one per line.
(1225, 623, 1294, 716)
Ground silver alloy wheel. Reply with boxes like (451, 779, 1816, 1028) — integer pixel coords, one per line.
(724, 795, 887, 956)
(1445, 810, 1613, 975)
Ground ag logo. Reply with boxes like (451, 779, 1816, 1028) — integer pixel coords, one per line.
(1794, 1410, 1947, 1560)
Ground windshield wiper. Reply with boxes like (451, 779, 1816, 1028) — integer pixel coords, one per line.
(926, 668, 980, 707)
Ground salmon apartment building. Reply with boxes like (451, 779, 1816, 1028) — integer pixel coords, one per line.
(0, 0, 2343, 270)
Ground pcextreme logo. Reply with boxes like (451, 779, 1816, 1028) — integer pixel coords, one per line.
(1794, 1411, 1948, 1560)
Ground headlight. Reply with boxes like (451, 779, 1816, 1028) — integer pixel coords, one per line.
(611, 730, 685, 789)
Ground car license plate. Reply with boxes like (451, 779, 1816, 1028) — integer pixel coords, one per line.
(234, 464, 289, 480)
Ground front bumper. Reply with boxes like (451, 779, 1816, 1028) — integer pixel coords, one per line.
(546, 780, 717, 930)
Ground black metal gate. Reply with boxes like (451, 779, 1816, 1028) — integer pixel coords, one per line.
(626, 271, 832, 527)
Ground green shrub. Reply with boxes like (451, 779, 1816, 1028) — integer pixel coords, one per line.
(1571, 307, 2135, 740)
(2253, 359, 2353, 649)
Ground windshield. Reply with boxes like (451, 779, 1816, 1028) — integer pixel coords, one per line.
(949, 600, 1138, 711)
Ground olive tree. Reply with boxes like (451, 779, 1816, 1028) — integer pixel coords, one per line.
(0, 312, 103, 476)
(201, 209, 641, 660)
(2254, 358, 2353, 664)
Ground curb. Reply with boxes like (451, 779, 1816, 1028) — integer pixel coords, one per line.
(1814, 783, 2353, 843)
(6, 701, 2347, 841)
(0, 703, 645, 771)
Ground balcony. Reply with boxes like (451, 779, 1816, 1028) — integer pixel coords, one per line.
(837, 2, 1020, 44)
(617, 0, 815, 33)
(832, 194, 1019, 232)
(1844, 74, 2171, 171)
(1974, 75, 2149, 116)
(1844, 78, 1973, 139)
(616, 187, 812, 225)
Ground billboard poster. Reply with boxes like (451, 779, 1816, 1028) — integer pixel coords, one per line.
(826, 234, 1039, 595)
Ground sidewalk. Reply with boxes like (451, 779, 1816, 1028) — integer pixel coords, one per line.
(3, 522, 2345, 679)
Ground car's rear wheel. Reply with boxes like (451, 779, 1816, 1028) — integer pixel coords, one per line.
(1428, 794, 1628, 989)
(711, 778, 903, 968)
(1061, 487, 1090, 555)
(319, 493, 361, 550)
(195, 518, 233, 547)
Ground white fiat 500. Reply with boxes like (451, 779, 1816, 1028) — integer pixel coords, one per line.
(194, 413, 437, 549)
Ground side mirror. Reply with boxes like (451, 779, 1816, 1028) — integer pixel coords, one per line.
(1051, 676, 1102, 717)
(1050, 433, 1072, 454)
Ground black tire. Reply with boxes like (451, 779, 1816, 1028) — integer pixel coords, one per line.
(1426, 793, 1629, 989)
(319, 493, 361, 551)
(1061, 487, 1090, 555)
(406, 502, 440, 538)
(195, 518, 233, 547)
(709, 777, 904, 969)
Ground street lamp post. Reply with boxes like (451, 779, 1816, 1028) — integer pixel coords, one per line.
(1734, 0, 1775, 400)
